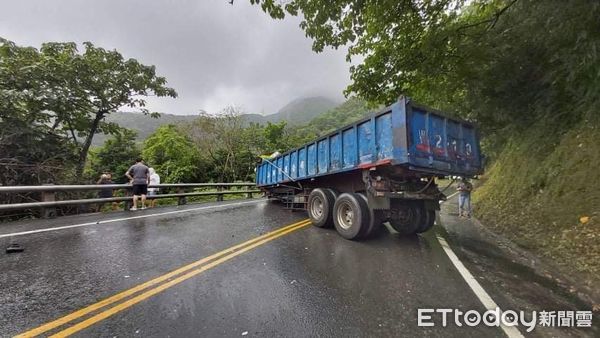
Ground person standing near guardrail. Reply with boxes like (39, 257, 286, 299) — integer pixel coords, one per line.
(96, 173, 117, 211)
(125, 157, 150, 210)
(147, 167, 160, 208)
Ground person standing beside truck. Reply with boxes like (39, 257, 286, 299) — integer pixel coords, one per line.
(125, 158, 150, 210)
(457, 177, 473, 218)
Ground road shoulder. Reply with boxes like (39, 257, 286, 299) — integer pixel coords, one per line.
(438, 195, 599, 337)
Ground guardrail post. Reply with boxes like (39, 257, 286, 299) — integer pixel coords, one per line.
(123, 187, 131, 211)
(41, 184, 56, 219)
(246, 186, 253, 199)
(177, 187, 187, 205)
(216, 185, 224, 202)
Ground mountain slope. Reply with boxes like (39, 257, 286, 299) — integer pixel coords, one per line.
(288, 97, 373, 146)
(265, 96, 338, 125)
(93, 112, 199, 146)
(92, 96, 339, 146)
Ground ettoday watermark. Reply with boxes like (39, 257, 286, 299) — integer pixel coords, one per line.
(418, 308, 593, 332)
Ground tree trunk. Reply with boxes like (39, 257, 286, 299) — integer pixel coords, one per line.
(76, 110, 105, 179)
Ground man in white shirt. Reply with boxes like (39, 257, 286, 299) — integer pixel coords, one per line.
(148, 167, 161, 208)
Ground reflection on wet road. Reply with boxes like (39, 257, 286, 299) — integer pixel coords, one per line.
(0, 198, 596, 337)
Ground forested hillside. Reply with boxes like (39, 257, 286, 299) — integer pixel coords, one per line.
(92, 96, 338, 146)
(266, 96, 339, 125)
(92, 112, 198, 146)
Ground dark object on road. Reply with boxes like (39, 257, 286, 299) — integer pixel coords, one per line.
(256, 95, 484, 240)
(6, 243, 25, 253)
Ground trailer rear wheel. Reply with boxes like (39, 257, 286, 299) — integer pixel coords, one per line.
(307, 188, 337, 228)
(333, 193, 370, 240)
(416, 209, 436, 233)
(362, 210, 385, 238)
(356, 193, 384, 238)
(389, 201, 421, 235)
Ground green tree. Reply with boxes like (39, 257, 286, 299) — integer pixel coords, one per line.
(184, 106, 258, 182)
(263, 121, 288, 152)
(0, 38, 177, 179)
(87, 129, 140, 183)
(142, 125, 203, 183)
(251, 0, 600, 150)
(0, 38, 78, 186)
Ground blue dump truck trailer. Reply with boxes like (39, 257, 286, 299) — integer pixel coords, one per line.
(256, 96, 483, 240)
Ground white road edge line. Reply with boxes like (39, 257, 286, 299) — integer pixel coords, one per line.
(436, 236, 524, 338)
(446, 191, 459, 199)
(437, 190, 523, 337)
(0, 199, 265, 239)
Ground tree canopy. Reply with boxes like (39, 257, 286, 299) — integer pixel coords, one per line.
(87, 129, 140, 184)
(250, 0, 600, 151)
(0, 38, 177, 179)
(142, 125, 203, 183)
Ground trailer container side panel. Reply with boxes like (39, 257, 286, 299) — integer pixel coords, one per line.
(429, 114, 445, 160)
(277, 157, 283, 182)
(330, 134, 342, 171)
(267, 164, 270, 185)
(376, 112, 393, 160)
(410, 109, 429, 157)
(290, 151, 298, 179)
(266, 164, 270, 184)
(406, 108, 482, 174)
(357, 121, 373, 164)
(256, 97, 482, 187)
(318, 139, 328, 174)
(307, 144, 317, 176)
(298, 148, 307, 178)
(342, 128, 356, 168)
(283, 154, 289, 180)
(447, 120, 460, 163)
(462, 126, 480, 167)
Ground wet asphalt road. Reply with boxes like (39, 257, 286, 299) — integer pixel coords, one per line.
(0, 197, 596, 337)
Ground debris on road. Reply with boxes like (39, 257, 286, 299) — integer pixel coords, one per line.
(6, 244, 24, 254)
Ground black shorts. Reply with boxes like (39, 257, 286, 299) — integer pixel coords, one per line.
(132, 184, 148, 195)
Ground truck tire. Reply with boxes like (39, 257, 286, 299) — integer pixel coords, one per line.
(363, 210, 386, 238)
(389, 200, 421, 235)
(307, 188, 337, 228)
(333, 193, 370, 240)
(416, 209, 436, 233)
(357, 193, 384, 238)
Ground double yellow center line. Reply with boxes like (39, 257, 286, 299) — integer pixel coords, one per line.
(17, 218, 311, 337)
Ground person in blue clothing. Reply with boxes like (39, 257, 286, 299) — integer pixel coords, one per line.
(457, 177, 473, 218)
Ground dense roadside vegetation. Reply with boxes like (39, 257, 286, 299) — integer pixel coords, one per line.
(87, 99, 372, 185)
(250, 0, 600, 286)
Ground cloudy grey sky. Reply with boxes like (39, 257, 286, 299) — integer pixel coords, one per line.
(0, 0, 351, 115)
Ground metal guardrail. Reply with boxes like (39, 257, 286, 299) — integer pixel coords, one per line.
(0, 183, 260, 216)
